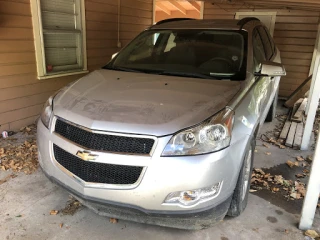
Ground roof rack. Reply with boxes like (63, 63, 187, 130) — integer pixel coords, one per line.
(154, 18, 196, 26)
(237, 17, 260, 29)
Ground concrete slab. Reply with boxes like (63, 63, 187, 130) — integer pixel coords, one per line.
(0, 101, 319, 240)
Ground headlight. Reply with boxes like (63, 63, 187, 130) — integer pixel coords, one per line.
(162, 108, 234, 156)
(40, 96, 54, 129)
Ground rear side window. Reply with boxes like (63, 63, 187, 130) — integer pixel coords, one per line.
(258, 27, 274, 60)
(253, 29, 266, 66)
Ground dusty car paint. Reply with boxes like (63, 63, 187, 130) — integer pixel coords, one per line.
(54, 70, 241, 136)
(37, 19, 284, 229)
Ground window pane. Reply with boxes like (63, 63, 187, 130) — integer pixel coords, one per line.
(43, 33, 81, 73)
(42, 12, 75, 29)
(41, 0, 76, 30)
(44, 33, 77, 48)
(253, 30, 266, 63)
(45, 48, 77, 66)
(258, 27, 273, 60)
(41, 0, 75, 14)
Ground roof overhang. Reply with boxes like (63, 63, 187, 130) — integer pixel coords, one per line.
(203, 0, 320, 11)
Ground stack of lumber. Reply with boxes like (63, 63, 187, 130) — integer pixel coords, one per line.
(279, 98, 308, 149)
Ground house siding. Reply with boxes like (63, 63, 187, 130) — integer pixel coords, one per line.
(0, 0, 153, 132)
(203, 2, 319, 97)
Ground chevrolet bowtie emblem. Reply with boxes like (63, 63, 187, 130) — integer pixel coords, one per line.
(76, 151, 98, 161)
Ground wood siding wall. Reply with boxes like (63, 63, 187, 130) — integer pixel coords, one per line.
(0, 0, 153, 132)
(86, 0, 153, 70)
(203, 2, 320, 97)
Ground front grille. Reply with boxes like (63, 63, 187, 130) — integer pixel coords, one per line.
(53, 144, 143, 184)
(55, 119, 155, 155)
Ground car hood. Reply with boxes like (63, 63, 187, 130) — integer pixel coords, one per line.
(53, 69, 241, 136)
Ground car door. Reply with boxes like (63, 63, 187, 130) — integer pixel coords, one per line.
(251, 28, 272, 124)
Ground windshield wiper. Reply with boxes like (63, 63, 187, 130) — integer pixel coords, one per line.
(157, 71, 220, 80)
(103, 66, 143, 73)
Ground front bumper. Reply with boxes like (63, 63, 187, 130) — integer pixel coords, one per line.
(37, 118, 250, 227)
(44, 169, 232, 230)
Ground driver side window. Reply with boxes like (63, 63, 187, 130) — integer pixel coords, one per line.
(253, 29, 266, 72)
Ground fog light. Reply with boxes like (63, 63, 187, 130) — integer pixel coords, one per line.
(164, 182, 222, 207)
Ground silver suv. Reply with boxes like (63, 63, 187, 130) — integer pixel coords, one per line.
(37, 18, 286, 229)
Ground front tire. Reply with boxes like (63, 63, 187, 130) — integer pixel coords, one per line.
(227, 140, 255, 217)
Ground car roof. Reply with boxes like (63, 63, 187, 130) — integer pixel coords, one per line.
(150, 19, 260, 32)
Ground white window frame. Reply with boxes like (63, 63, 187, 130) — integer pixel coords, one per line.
(235, 12, 277, 37)
(30, 0, 88, 80)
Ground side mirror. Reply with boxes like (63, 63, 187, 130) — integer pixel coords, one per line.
(111, 52, 118, 59)
(256, 61, 286, 77)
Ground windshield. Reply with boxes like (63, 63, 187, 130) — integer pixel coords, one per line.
(107, 29, 248, 80)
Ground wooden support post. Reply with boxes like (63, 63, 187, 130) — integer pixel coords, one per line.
(299, 123, 320, 230)
(301, 54, 320, 150)
(306, 23, 320, 114)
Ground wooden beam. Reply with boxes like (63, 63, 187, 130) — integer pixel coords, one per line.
(279, 111, 292, 140)
(188, 1, 201, 13)
(156, 2, 171, 15)
(284, 75, 312, 108)
(168, 1, 186, 15)
(292, 98, 308, 123)
(293, 121, 304, 149)
(208, 0, 320, 11)
(285, 122, 298, 147)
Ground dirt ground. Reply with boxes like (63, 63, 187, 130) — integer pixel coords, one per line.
(0, 100, 320, 240)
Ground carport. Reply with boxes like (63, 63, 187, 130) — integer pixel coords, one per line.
(1, 0, 320, 238)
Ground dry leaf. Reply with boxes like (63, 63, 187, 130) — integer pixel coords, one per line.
(296, 182, 306, 197)
(296, 174, 305, 178)
(290, 192, 301, 199)
(251, 178, 257, 183)
(254, 168, 265, 175)
(109, 218, 118, 224)
(305, 230, 319, 238)
(274, 175, 284, 185)
(286, 160, 295, 168)
(284, 229, 289, 234)
(283, 180, 292, 187)
(249, 189, 257, 193)
(265, 152, 271, 156)
(263, 173, 271, 179)
(294, 161, 299, 166)
(306, 155, 313, 162)
(279, 145, 286, 149)
(50, 210, 59, 215)
(263, 143, 270, 148)
(296, 156, 304, 162)
(271, 187, 280, 192)
(59, 223, 63, 228)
